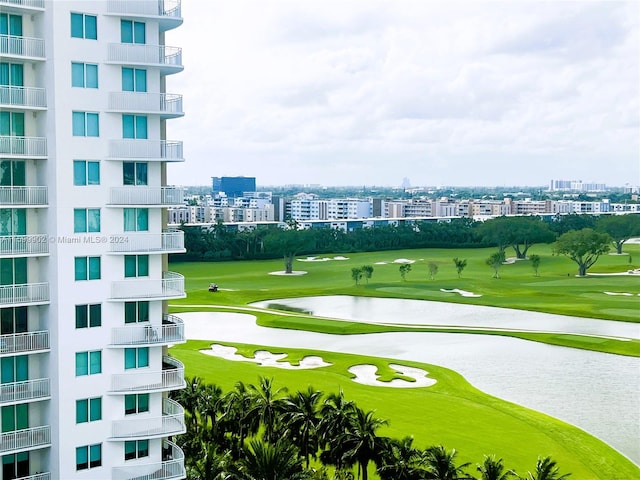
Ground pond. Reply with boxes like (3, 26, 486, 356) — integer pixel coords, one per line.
(181, 297, 640, 464)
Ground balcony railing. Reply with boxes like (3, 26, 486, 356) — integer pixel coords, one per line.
(0, 186, 48, 206)
(110, 272, 185, 301)
(0, 136, 47, 158)
(108, 231, 184, 254)
(0, 330, 49, 356)
(0, 425, 50, 454)
(107, 44, 183, 74)
(107, 1, 182, 32)
(111, 398, 185, 440)
(0, 86, 46, 109)
(108, 92, 184, 118)
(0, 0, 45, 9)
(0, 35, 45, 59)
(0, 378, 50, 405)
(110, 315, 185, 346)
(109, 186, 184, 206)
(110, 356, 185, 393)
(108, 140, 184, 162)
(0, 283, 49, 307)
(14, 473, 50, 480)
(112, 440, 185, 480)
(0, 235, 49, 256)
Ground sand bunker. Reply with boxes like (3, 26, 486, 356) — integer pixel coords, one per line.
(393, 258, 415, 264)
(298, 256, 349, 262)
(589, 269, 640, 276)
(348, 363, 436, 388)
(268, 270, 308, 276)
(201, 344, 331, 369)
(440, 288, 482, 298)
(604, 291, 635, 296)
(374, 261, 387, 265)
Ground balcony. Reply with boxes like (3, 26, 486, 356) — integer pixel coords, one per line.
(0, 378, 50, 405)
(0, 0, 45, 11)
(0, 86, 46, 110)
(108, 92, 184, 118)
(0, 330, 49, 356)
(109, 186, 184, 207)
(110, 315, 185, 347)
(0, 235, 49, 257)
(110, 398, 185, 440)
(0, 186, 48, 207)
(106, 0, 182, 31)
(0, 136, 47, 159)
(110, 356, 185, 394)
(0, 425, 50, 455)
(107, 44, 183, 75)
(112, 440, 185, 480)
(0, 35, 45, 60)
(0, 283, 49, 307)
(14, 474, 50, 480)
(108, 140, 184, 162)
(110, 272, 185, 301)
(108, 231, 185, 254)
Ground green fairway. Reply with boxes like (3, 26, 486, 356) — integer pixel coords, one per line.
(170, 340, 640, 480)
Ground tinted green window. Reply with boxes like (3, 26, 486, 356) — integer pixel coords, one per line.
(88, 257, 100, 280)
(75, 352, 88, 376)
(89, 351, 101, 374)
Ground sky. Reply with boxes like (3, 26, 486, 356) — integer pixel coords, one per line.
(165, 0, 640, 188)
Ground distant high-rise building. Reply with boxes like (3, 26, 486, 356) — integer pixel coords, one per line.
(211, 176, 257, 198)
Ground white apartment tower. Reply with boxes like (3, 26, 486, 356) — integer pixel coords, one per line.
(0, 1, 187, 478)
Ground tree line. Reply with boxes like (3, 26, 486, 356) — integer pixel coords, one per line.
(174, 214, 640, 267)
(171, 377, 571, 480)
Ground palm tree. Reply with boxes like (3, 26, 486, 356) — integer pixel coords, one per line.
(187, 441, 233, 480)
(249, 377, 288, 443)
(339, 407, 390, 480)
(377, 436, 425, 480)
(234, 439, 312, 480)
(281, 386, 324, 469)
(420, 445, 472, 479)
(318, 390, 356, 471)
(224, 381, 260, 458)
(477, 455, 515, 480)
(517, 456, 571, 480)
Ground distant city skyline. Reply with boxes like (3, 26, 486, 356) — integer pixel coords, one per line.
(165, 1, 640, 187)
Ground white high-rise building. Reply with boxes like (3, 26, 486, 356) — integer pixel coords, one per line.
(0, 1, 187, 478)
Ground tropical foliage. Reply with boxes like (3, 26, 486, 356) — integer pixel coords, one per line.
(172, 377, 570, 480)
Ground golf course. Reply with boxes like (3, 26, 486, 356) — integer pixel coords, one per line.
(168, 243, 640, 479)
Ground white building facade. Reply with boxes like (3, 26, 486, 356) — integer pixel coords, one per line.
(1, 1, 187, 478)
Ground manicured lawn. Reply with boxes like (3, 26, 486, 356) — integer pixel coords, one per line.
(170, 340, 640, 480)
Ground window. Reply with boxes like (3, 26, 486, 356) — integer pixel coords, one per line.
(75, 304, 101, 329)
(121, 20, 145, 44)
(124, 255, 149, 278)
(124, 301, 149, 324)
(71, 62, 98, 88)
(0, 307, 27, 335)
(74, 208, 100, 233)
(75, 350, 101, 376)
(125, 394, 149, 415)
(76, 444, 101, 470)
(124, 348, 149, 370)
(123, 208, 148, 232)
(71, 13, 97, 40)
(74, 256, 101, 281)
(1, 356, 27, 384)
(125, 440, 149, 460)
(123, 162, 148, 185)
(73, 161, 100, 186)
(76, 397, 102, 423)
(122, 115, 147, 139)
(0, 13, 22, 36)
(122, 67, 147, 92)
(0, 63, 24, 87)
(72, 112, 99, 137)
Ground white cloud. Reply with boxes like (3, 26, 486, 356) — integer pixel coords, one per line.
(166, 0, 640, 187)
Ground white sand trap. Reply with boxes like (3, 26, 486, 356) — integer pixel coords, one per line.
(604, 291, 634, 296)
(201, 344, 331, 369)
(588, 270, 640, 276)
(440, 288, 482, 298)
(503, 257, 517, 264)
(333, 256, 349, 260)
(374, 261, 387, 265)
(218, 288, 236, 291)
(393, 258, 415, 264)
(268, 270, 308, 276)
(348, 363, 436, 388)
(298, 257, 331, 262)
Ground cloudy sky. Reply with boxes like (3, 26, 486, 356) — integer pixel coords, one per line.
(165, 0, 639, 188)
